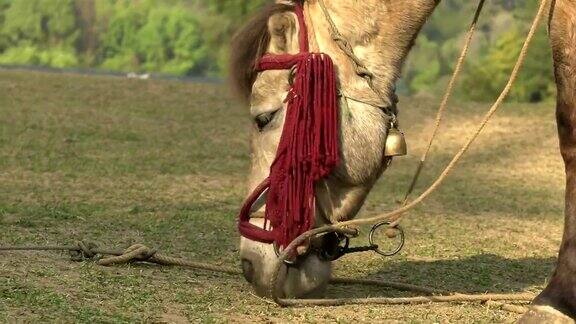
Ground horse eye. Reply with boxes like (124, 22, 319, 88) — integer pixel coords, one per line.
(254, 110, 278, 131)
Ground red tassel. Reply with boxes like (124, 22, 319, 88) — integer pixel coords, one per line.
(265, 53, 339, 249)
(238, 3, 340, 251)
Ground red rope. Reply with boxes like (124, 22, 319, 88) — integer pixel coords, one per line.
(238, 3, 340, 250)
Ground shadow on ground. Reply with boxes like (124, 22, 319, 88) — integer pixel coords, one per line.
(327, 254, 555, 298)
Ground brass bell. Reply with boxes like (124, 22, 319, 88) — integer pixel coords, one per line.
(384, 126, 407, 157)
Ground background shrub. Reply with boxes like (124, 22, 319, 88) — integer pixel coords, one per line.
(0, 0, 556, 102)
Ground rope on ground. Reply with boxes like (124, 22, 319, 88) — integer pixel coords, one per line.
(269, 0, 551, 307)
(485, 301, 530, 314)
(276, 293, 535, 307)
(0, 242, 443, 293)
(96, 243, 243, 275)
(329, 277, 443, 295)
(0, 242, 536, 312)
(0, 242, 242, 275)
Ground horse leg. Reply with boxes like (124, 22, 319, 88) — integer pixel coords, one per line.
(528, 0, 576, 319)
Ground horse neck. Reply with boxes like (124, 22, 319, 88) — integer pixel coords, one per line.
(304, 0, 439, 106)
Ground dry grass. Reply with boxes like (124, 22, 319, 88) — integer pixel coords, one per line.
(0, 69, 565, 322)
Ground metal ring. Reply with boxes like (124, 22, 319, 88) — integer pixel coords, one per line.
(273, 242, 297, 265)
(368, 221, 405, 257)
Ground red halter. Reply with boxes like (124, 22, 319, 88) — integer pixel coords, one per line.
(238, 3, 340, 250)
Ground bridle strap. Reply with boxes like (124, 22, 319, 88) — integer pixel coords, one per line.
(295, 3, 309, 53)
(238, 179, 275, 243)
(256, 3, 308, 71)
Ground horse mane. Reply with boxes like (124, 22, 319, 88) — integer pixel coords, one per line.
(229, 3, 294, 102)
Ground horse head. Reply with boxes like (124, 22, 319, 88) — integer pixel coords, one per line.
(229, 0, 438, 298)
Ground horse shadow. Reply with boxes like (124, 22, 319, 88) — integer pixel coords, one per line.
(327, 254, 556, 298)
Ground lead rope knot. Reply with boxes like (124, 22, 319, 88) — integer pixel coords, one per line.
(97, 244, 157, 266)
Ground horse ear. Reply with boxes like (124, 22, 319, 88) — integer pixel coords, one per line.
(267, 12, 299, 54)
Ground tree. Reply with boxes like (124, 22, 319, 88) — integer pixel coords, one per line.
(99, 1, 208, 75)
(0, 0, 79, 67)
(403, 35, 441, 95)
(75, 0, 98, 65)
(0, 0, 10, 51)
(461, 26, 554, 102)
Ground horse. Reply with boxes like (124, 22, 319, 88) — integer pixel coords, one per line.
(229, 0, 576, 320)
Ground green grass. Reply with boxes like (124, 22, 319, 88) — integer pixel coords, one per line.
(0, 69, 564, 322)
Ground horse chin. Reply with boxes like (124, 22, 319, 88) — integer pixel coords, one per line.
(239, 220, 332, 298)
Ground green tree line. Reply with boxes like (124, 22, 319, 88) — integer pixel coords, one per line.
(404, 0, 555, 102)
(0, 0, 266, 76)
(0, 0, 555, 102)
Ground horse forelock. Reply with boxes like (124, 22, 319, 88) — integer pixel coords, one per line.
(229, 3, 294, 102)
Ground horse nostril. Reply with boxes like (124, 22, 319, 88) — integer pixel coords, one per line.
(241, 258, 255, 283)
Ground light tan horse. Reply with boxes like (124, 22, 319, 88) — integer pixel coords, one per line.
(230, 0, 576, 319)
